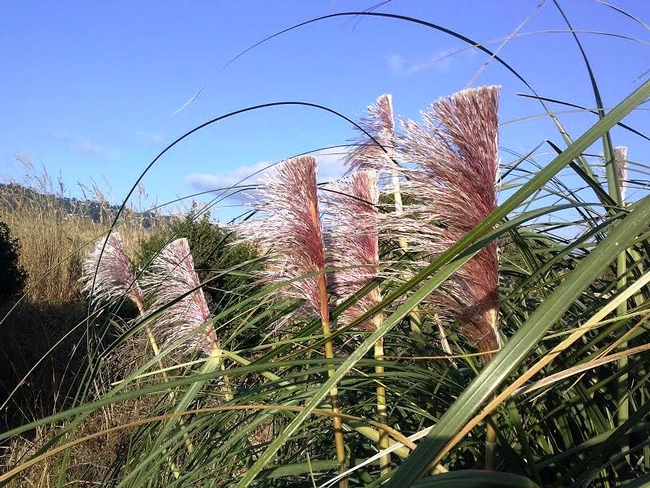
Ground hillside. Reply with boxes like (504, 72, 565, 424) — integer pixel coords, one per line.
(0, 182, 165, 228)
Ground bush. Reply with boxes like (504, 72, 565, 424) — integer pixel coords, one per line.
(0, 217, 28, 301)
(136, 209, 259, 314)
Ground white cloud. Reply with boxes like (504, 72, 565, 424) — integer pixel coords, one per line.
(387, 53, 406, 75)
(186, 161, 273, 191)
(407, 49, 457, 76)
(53, 131, 116, 161)
(186, 148, 350, 193)
(387, 47, 469, 77)
(135, 130, 164, 144)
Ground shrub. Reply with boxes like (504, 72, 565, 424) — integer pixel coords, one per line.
(0, 217, 28, 301)
(136, 209, 259, 314)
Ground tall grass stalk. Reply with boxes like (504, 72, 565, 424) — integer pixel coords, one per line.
(612, 146, 630, 458)
(399, 86, 501, 469)
(347, 94, 426, 347)
(325, 170, 391, 474)
(237, 156, 348, 485)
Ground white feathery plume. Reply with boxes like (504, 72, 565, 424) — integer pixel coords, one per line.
(236, 156, 328, 320)
(324, 170, 382, 329)
(346, 94, 399, 175)
(81, 232, 145, 314)
(141, 238, 218, 355)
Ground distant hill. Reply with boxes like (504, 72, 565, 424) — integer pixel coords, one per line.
(0, 183, 168, 228)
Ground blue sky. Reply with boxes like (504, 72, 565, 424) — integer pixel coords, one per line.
(1, 0, 648, 222)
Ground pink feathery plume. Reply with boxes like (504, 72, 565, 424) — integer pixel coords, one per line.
(236, 156, 348, 474)
(324, 171, 381, 330)
(345, 94, 409, 254)
(345, 94, 399, 174)
(614, 146, 629, 201)
(399, 86, 501, 358)
(81, 232, 145, 314)
(236, 156, 328, 320)
(141, 238, 218, 355)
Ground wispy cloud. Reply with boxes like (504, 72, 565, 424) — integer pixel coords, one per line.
(135, 130, 164, 144)
(185, 147, 350, 193)
(186, 161, 273, 192)
(387, 47, 470, 77)
(53, 131, 117, 161)
(387, 53, 406, 75)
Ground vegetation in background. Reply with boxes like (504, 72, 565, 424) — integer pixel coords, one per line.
(0, 218, 28, 301)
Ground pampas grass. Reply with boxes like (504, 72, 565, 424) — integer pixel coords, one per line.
(81, 232, 145, 315)
(324, 170, 392, 474)
(346, 94, 426, 347)
(80, 231, 168, 358)
(141, 238, 219, 356)
(325, 171, 382, 330)
(237, 156, 348, 485)
(399, 86, 501, 470)
(399, 86, 501, 359)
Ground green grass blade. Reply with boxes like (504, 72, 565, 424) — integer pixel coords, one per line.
(385, 196, 650, 485)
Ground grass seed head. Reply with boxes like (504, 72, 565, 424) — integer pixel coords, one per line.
(141, 238, 218, 355)
(81, 232, 145, 313)
(346, 94, 398, 174)
(399, 86, 501, 357)
(235, 156, 328, 321)
(324, 170, 382, 329)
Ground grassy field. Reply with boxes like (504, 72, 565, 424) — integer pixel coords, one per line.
(1, 7, 650, 488)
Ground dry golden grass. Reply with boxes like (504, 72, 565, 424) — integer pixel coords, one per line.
(0, 168, 172, 486)
(1, 187, 158, 305)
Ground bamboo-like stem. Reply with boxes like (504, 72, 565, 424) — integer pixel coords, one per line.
(373, 316, 390, 475)
(485, 407, 498, 471)
(389, 139, 424, 347)
(208, 345, 233, 402)
(309, 198, 348, 486)
(391, 171, 425, 347)
(612, 146, 630, 459)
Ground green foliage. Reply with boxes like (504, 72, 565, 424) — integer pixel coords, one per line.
(136, 208, 259, 314)
(0, 217, 27, 301)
